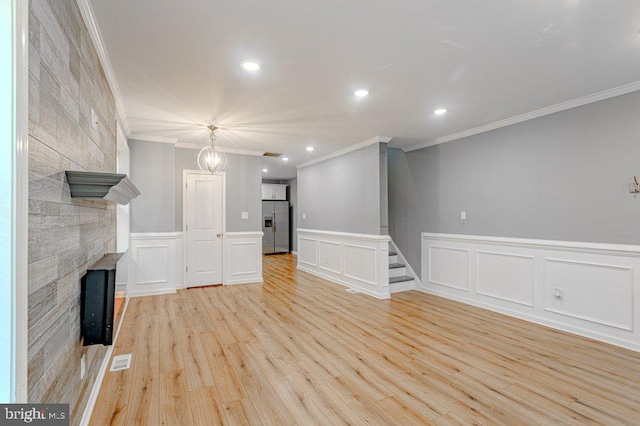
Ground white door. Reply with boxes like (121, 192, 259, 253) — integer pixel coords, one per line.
(185, 173, 224, 287)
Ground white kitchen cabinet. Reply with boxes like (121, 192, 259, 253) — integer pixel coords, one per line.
(262, 184, 287, 200)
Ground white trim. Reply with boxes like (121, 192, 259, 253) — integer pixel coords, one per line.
(297, 228, 391, 242)
(182, 170, 226, 288)
(291, 251, 298, 255)
(79, 296, 130, 426)
(129, 134, 178, 144)
(175, 141, 265, 156)
(403, 80, 640, 152)
(296, 136, 391, 169)
(12, 0, 29, 403)
(76, 0, 129, 136)
(422, 233, 640, 257)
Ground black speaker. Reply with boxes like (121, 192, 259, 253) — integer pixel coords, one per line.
(80, 253, 122, 346)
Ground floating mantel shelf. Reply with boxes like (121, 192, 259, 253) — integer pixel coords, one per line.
(65, 171, 141, 205)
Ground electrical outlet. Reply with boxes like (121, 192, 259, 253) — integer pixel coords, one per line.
(553, 288, 563, 300)
(80, 353, 86, 379)
(302, 213, 306, 220)
(90, 108, 99, 130)
(460, 211, 467, 220)
(324, 257, 329, 265)
(241, 212, 249, 219)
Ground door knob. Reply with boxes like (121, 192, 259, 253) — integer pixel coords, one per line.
(217, 233, 223, 238)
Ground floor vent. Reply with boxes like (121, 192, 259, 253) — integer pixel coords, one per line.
(346, 288, 359, 294)
(110, 354, 132, 372)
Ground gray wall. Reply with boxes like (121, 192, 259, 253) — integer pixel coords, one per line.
(130, 140, 175, 232)
(388, 91, 640, 279)
(28, 0, 117, 421)
(223, 153, 262, 232)
(130, 145, 262, 233)
(287, 178, 298, 252)
(298, 142, 383, 235)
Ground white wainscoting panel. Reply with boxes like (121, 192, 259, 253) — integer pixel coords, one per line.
(343, 244, 377, 286)
(299, 237, 318, 267)
(428, 246, 470, 291)
(476, 251, 535, 306)
(543, 258, 633, 331)
(318, 240, 342, 275)
(421, 233, 640, 351)
(223, 232, 264, 285)
(297, 229, 390, 299)
(129, 233, 183, 297)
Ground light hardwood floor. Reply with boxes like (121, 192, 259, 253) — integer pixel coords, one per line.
(91, 254, 640, 425)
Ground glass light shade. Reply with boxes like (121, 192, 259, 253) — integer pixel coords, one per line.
(197, 145, 228, 174)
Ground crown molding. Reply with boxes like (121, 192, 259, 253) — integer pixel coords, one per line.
(403, 80, 640, 152)
(76, 0, 130, 136)
(297, 136, 392, 169)
(129, 134, 179, 144)
(174, 141, 265, 156)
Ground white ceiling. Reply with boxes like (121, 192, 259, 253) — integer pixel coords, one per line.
(91, 0, 640, 176)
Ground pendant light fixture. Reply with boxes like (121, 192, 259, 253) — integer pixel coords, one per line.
(197, 124, 228, 174)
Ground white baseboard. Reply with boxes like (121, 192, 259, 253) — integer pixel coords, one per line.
(421, 233, 640, 352)
(291, 250, 298, 255)
(80, 296, 131, 425)
(298, 264, 390, 300)
(297, 229, 391, 299)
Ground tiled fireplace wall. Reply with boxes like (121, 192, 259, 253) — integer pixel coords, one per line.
(28, 0, 117, 423)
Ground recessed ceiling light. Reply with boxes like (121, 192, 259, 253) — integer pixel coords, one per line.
(241, 60, 260, 71)
(354, 89, 369, 97)
(306, 146, 314, 152)
(282, 157, 289, 161)
(262, 168, 268, 172)
(433, 108, 447, 115)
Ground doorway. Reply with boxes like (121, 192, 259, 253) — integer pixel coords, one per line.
(183, 171, 225, 287)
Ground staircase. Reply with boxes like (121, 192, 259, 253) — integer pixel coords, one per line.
(388, 243, 416, 293)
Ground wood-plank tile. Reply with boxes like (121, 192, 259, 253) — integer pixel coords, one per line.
(91, 254, 640, 425)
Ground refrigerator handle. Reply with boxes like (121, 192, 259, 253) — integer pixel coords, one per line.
(273, 211, 276, 233)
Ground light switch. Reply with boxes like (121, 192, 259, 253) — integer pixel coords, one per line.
(460, 211, 467, 220)
(241, 212, 249, 219)
(302, 213, 306, 220)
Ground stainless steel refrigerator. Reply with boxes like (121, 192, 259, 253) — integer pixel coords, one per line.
(262, 201, 289, 254)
